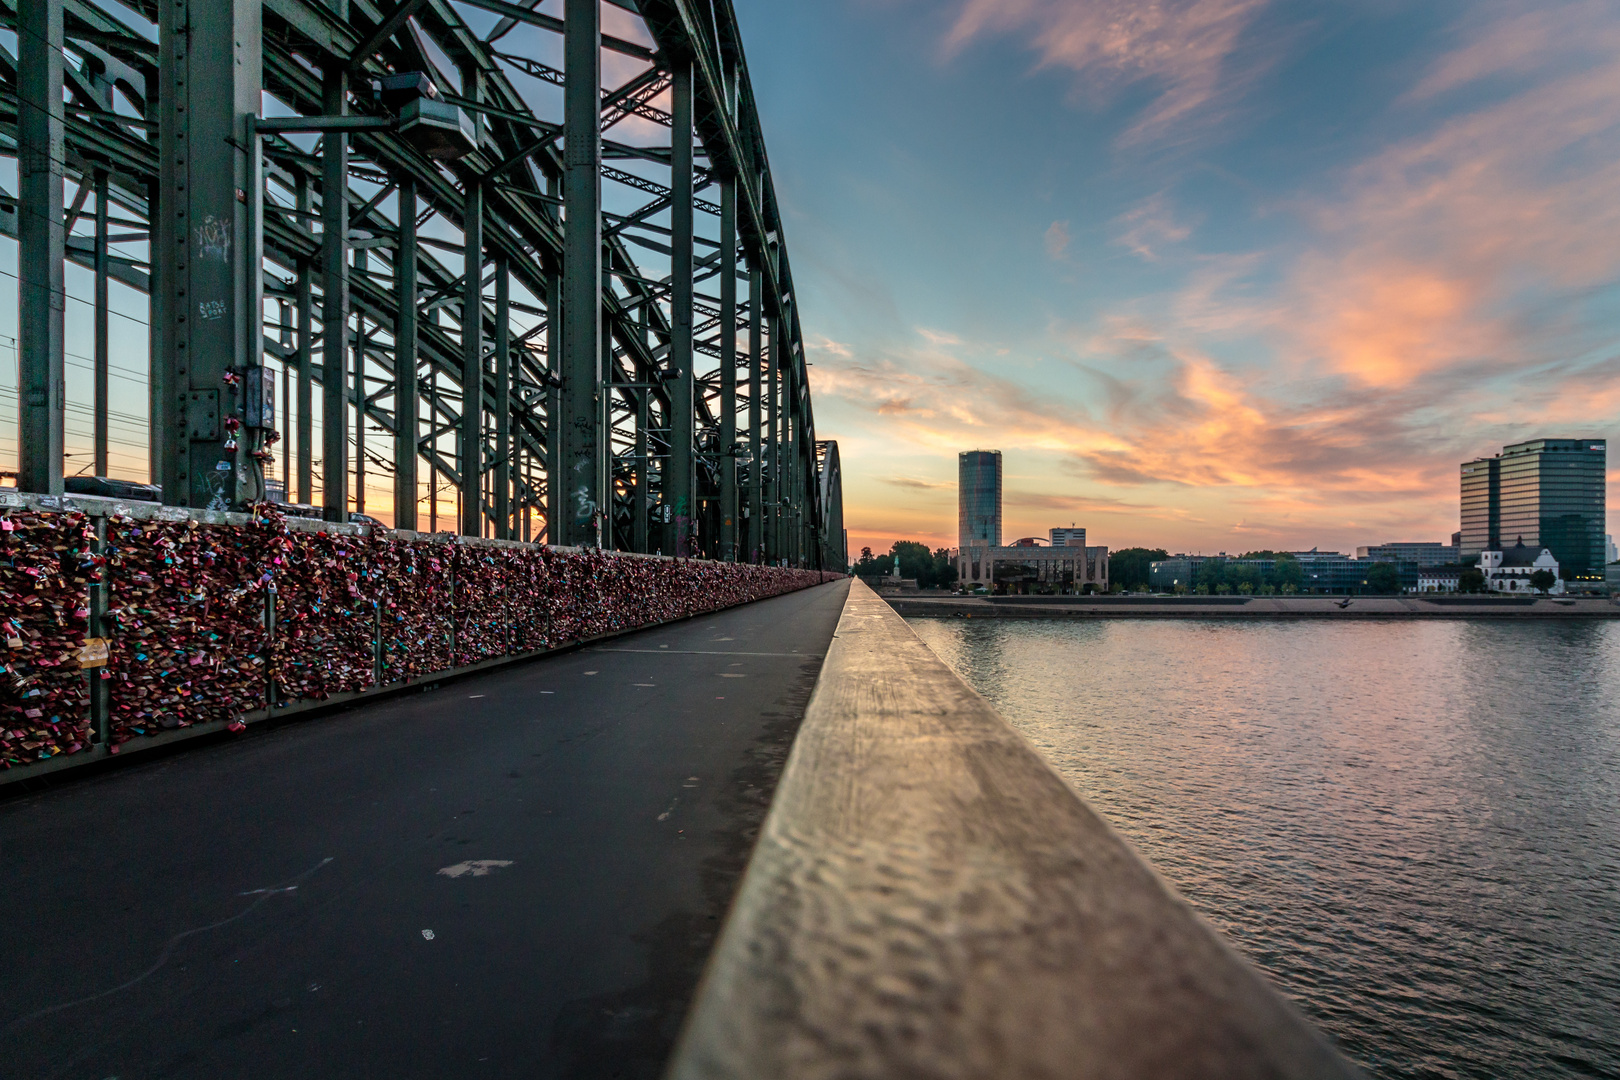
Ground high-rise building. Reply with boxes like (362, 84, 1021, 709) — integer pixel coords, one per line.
(1459, 439, 1606, 583)
(1459, 456, 1500, 560)
(958, 450, 1002, 552)
(1050, 526, 1086, 548)
(1607, 534, 1618, 565)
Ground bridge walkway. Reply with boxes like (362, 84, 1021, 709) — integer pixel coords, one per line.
(0, 578, 852, 1080)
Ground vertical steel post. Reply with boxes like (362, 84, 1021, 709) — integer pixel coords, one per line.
(295, 255, 313, 504)
(747, 267, 762, 561)
(460, 179, 483, 537)
(561, 0, 604, 546)
(296, 175, 314, 505)
(279, 301, 291, 487)
(544, 259, 560, 543)
(320, 68, 350, 522)
(155, 0, 261, 509)
(667, 61, 695, 558)
(17, 0, 66, 496)
(719, 179, 737, 560)
(93, 170, 110, 477)
(394, 178, 418, 529)
(633, 383, 649, 553)
(494, 259, 511, 539)
(765, 306, 779, 562)
(353, 252, 367, 515)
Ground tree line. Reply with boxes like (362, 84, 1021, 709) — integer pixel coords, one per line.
(851, 541, 959, 589)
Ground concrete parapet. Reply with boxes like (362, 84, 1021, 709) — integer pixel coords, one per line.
(669, 579, 1361, 1080)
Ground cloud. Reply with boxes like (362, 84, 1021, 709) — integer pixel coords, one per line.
(1114, 194, 1193, 260)
(943, 0, 1270, 144)
(1283, 5, 1620, 388)
(1044, 219, 1071, 260)
(884, 476, 951, 490)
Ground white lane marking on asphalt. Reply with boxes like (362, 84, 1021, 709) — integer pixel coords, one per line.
(540, 690, 554, 694)
(468, 694, 485, 698)
(437, 860, 515, 879)
(633, 683, 655, 687)
(718, 673, 746, 678)
(421, 929, 435, 940)
(583, 671, 598, 675)
(657, 795, 679, 821)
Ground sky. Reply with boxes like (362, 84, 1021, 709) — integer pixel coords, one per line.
(731, 0, 1620, 558)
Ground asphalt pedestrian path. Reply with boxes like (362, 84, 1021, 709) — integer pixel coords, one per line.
(0, 578, 852, 1080)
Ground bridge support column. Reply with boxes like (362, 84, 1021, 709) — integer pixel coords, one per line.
(719, 179, 738, 560)
(666, 61, 695, 558)
(494, 259, 512, 539)
(461, 179, 484, 538)
(16, 0, 66, 496)
(394, 179, 418, 529)
(320, 67, 349, 521)
(561, 0, 604, 546)
(154, 0, 261, 509)
(747, 269, 763, 561)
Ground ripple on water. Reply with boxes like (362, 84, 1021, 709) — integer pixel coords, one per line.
(907, 617, 1620, 1080)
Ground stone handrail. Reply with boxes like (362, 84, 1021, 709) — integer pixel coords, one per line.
(668, 578, 1362, 1079)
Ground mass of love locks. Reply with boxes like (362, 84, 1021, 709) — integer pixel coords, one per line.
(2, 504, 840, 770)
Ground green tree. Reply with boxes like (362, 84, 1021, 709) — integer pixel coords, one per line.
(1364, 562, 1400, 594)
(884, 540, 959, 588)
(1196, 558, 1226, 592)
(1195, 583, 1210, 596)
(1216, 582, 1231, 595)
(1226, 562, 1262, 593)
(1268, 554, 1304, 593)
(1238, 580, 1254, 595)
(1529, 568, 1557, 593)
(1457, 567, 1486, 593)
(1107, 547, 1169, 592)
(853, 546, 880, 576)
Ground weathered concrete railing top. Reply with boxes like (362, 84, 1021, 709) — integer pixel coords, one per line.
(668, 578, 1361, 1080)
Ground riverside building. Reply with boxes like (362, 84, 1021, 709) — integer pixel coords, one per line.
(1459, 439, 1606, 589)
(958, 451, 1002, 552)
(1355, 542, 1458, 567)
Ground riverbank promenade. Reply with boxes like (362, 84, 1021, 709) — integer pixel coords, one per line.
(0, 583, 849, 1079)
(887, 593, 1620, 619)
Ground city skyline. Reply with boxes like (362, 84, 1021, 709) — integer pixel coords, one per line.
(734, 0, 1620, 558)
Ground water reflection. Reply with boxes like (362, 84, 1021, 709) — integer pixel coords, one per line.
(909, 617, 1620, 1080)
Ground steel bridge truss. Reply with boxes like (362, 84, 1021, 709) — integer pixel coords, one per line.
(2, 0, 843, 568)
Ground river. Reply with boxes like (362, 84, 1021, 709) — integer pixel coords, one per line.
(906, 617, 1620, 1079)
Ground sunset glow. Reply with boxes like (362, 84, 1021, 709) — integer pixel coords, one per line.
(736, 0, 1620, 557)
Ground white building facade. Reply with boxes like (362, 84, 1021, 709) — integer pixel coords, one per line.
(1480, 541, 1563, 594)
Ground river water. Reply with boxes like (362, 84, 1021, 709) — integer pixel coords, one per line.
(907, 617, 1620, 1079)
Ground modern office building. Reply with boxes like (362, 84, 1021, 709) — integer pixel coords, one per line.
(1355, 542, 1456, 567)
(1049, 527, 1087, 548)
(1459, 456, 1501, 560)
(957, 543, 1108, 593)
(1460, 439, 1606, 586)
(958, 450, 1003, 552)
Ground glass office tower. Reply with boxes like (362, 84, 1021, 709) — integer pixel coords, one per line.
(1459, 439, 1606, 581)
(958, 450, 1002, 551)
(1459, 456, 1499, 560)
